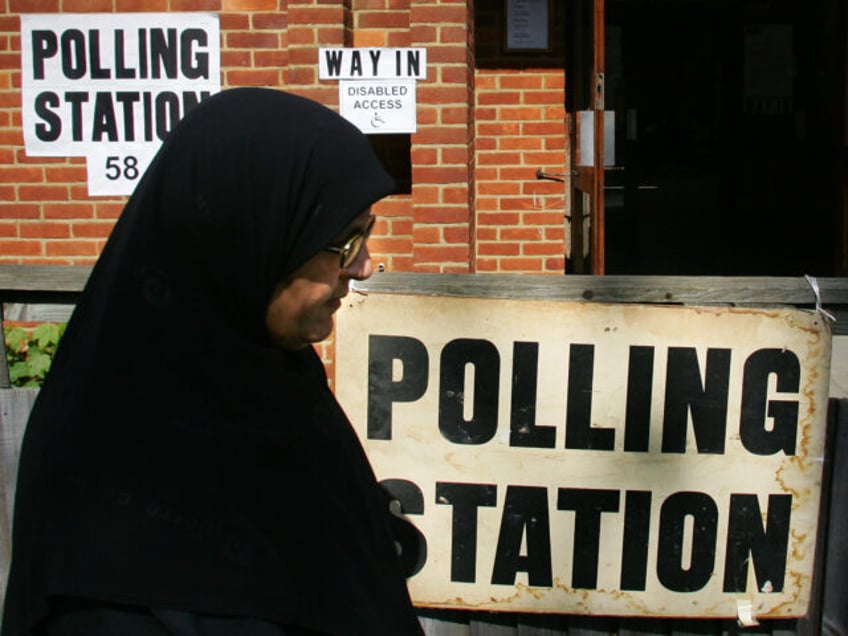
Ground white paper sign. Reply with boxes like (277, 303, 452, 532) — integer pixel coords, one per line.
(319, 48, 427, 80)
(20, 13, 221, 196)
(339, 79, 417, 134)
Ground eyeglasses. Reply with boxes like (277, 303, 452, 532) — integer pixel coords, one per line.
(323, 214, 376, 269)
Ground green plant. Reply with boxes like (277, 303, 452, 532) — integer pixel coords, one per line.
(3, 323, 66, 387)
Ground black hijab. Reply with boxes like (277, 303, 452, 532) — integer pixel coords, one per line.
(2, 88, 423, 635)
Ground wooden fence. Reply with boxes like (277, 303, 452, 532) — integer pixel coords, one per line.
(1, 266, 847, 635)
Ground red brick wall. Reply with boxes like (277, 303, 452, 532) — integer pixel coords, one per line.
(0, 0, 567, 273)
(474, 2, 567, 274)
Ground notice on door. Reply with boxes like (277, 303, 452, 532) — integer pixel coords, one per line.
(336, 293, 832, 619)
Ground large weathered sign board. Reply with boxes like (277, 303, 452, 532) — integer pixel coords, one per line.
(335, 293, 832, 619)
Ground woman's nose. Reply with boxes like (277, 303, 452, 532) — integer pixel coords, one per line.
(343, 245, 373, 280)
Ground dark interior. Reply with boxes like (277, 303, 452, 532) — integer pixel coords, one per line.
(603, 0, 846, 275)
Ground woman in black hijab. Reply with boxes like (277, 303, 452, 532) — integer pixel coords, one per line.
(2, 88, 424, 636)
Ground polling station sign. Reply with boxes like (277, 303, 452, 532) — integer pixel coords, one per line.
(20, 13, 220, 196)
(335, 294, 832, 619)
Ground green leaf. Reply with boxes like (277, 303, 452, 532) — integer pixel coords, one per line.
(25, 352, 52, 379)
(33, 323, 62, 349)
(4, 327, 30, 355)
(8, 361, 30, 383)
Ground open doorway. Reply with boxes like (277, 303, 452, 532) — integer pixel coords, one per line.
(602, 0, 846, 276)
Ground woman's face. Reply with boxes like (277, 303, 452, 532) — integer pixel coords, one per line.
(265, 209, 375, 350)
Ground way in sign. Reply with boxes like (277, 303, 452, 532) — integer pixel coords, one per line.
(319, 48, 426, 80)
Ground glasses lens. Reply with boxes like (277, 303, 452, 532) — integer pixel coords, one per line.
(341, 234, 365, 269)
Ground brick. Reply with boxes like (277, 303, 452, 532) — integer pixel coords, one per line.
(255, 51, 289, 67)
(478, 91, 521, 106)
(443, 225, 469, 244)
(368, 237, 411, 254)
(18, 185, 69, 202)
(500, 136, 542, 150)
(545, 227, 565, 241)
(413, 245, 470, 264)
(0, 129, 25, 146)
(20, 222, 70, 239)
(44, 165, 88, 183)
(225, 69, 282, 86)
(222, 50, 252, 68)
(500, 75, 544, 90)
(413, 205, 468, 224)
(545, 257, 566, 271)
(500, 257, 542, 271)
(412, 185, 439, 204)
(171, 0, 220, 8)
(353, 32, 388, 47)
(525, 91, 564, 106)
(386, 32, 412, 47)
(409, 25, 437, 43)
(359, 13, 409, 29)
(475, 137, 496, 151)
(45, 240, 99, 257)
(441, 65, 470, 85)
(0, 166, 44, 183)
(477, 122, 521, 136)
(525, 211, 564, 225)
(477, 151, 521, 166)
(253, 13, 288, 30)
(0, 240, 42, 256)
(523, 122, 563, 136)
(479, 182, 520, 196)
(287, 47, 319, 66)
(116, 0, 168, 9)
(499, 106, 544, 121)
(95, 203, 125, 219)
(73, 222, 115, 238)
(288, 7, 345, 25)
(223, 0, 276, 9)
(438, 26, 467, 45)
(423, 45, 467, 65)
(441, 147, 469, 164)
(418, 85, 468, 105)
(475, 258, 498, 272)
(414, 126, 467, 145)
(524, 242, 563, 256)
(478, 212, 520, 225)
(220, 14, 250, 29)
(43, 203, 95, 220)
(62, 0, 113, 10)
(0, 204, 40, 219)
(497, 167, 537, 181)
(288, 29, 317, 45)
(9, 0, 58, 10)
(412, 6, 468, 25)
(442, 187, 468, 204)
(413, 166, 468, 184)
(227, 32, 280, 49)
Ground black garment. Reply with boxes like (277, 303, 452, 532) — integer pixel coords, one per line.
(39, 599, 322, 635)
(2, 88, 423, 636)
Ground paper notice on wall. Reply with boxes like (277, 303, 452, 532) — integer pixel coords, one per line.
(20, 13, 221, 196)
